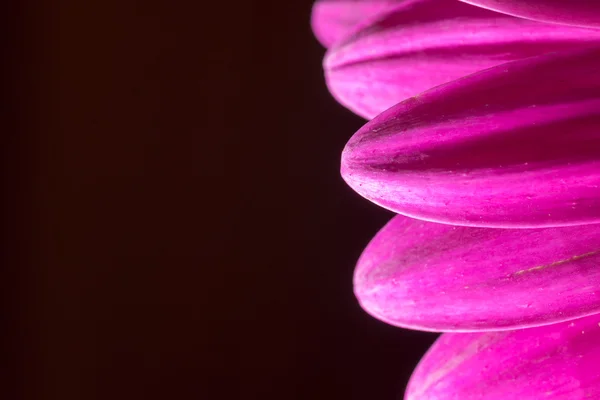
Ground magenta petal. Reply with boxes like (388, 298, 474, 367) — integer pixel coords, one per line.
(325, 0, 600, 119)
(355, 215, 600, 332)
(462, 0, 600, 29)
(341, 48, 600, 228)
(406, 315, 600, 399)
(310, 0, 397, 48)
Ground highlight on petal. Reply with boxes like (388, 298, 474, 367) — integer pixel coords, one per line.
(310, 0, 398, 48)
(462, 0, 600, 29)
(341, 48, 600, 228)
(406, 315, 600, 400)
(355, 215, 600, 332)
(325, 0, 600, 119)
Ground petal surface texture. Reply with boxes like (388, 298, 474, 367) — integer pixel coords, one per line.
(462, 0, 600, 29)
(355, 215, 600, 332)
(406, 315, 600, 400)
(325, 0, 600, 119)
(341, 48, 600, 228)
(311, 0, 398, 48)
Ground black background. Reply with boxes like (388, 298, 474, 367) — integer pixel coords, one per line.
(3, 1, 438, 399)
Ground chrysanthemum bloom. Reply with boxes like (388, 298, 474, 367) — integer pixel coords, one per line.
(324, 0, 600, 119)
(341, 48, 600, 228)
(311, 0, 398, 48)
(462, 0, 600, 29)
(406, 314, 600, 399)
(355, 215, 600, 332)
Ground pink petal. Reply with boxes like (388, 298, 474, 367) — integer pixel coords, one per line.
(310, 0, 398, 48)
(462, 0, 600, 29)
(325, 0, 600, 119)
(406, 315, 600, 399)
(355, 215, 600, 332)
(341, 48, 600, 228)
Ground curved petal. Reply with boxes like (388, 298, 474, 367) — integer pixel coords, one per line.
(325, 0, 600, 119)
(341, 48, 600, 228)
(406, 315, 600, 399)
(355, 215, 600, 332)
(462, 0, 600, 29)
(310, 0, 398, 48)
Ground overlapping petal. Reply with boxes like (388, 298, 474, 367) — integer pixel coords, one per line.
(462, 0, 600, 29)
(406, 315, 600, 399)
(341, 48, 600, 228)
(355, 215, 600, 332)
(310, 0, 398, 48)
(325, 0, 600, 119)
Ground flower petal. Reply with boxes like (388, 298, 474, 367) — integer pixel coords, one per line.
(341, 48, 600, 228)
(355, 215, 600, 332)
(406, 315, 600, 399)
(325, 0, 600, 119)
(310, 0, 398, 48)
(462, 0, 600, 29)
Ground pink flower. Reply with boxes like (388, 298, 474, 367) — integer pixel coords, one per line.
(323, 0, 600, 119)
(462, 0, 600, 29)
(312, 1, 600, 398)
(355, 215, 600, 332)
(406, 314, 600, 399)
(341, 48, 600, 228)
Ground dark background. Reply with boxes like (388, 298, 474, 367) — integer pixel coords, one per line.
(3, 1, 438, 399)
